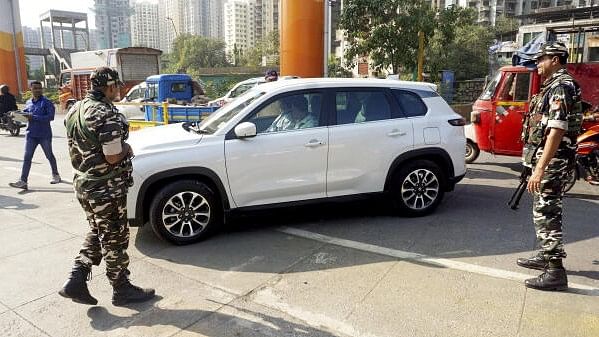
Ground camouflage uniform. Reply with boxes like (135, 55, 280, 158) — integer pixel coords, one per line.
(522, 63, 583, 262)
(65, 88, 133, 285)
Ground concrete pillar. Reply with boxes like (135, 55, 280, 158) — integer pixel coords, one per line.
(280, 0, 324, 77)
(0, 0, 27, 94)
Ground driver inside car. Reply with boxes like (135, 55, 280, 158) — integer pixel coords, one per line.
(266, 95, 317, 132)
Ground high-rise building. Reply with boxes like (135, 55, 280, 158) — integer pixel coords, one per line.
(94, 0, 133, 49)
(255, 0, 278, 41)
(22, 26, 43, 71)
(131, 1, 160, 49)
(224, 0, 257, 61)
(159, 0, 224, 53)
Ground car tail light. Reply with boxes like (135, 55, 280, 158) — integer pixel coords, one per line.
(448, 118, 467, 126)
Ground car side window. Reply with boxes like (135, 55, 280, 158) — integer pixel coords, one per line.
(248, 93, 323, 134)
(392, 90, 428, 117)
(231, 83, 254, 98)
(336, 91, 391, 124)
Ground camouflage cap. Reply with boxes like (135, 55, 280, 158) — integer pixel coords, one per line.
(90, 67, 124, 87)
(534, 41, 569, 60)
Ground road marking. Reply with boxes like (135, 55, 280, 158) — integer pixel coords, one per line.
(278, 227, 599, 296)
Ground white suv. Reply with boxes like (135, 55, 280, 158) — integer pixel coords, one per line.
(127, 78, 466, 244)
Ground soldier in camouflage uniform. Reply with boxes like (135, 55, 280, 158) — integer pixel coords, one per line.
(517, 42, 583, 291)
(59, 67, 155, 306)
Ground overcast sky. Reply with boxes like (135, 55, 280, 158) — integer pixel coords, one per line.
(19, 0, 96, 28)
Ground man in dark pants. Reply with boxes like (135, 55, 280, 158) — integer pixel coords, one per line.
(59, 67, 155, 306)
(517, 42, 583, 291)
(9, 81, 61, 190)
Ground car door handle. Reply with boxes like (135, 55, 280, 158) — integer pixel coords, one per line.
(304, 139, 325, 147)
(387, 129, 407, 137)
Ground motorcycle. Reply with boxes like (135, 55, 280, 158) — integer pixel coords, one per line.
(0, 110, 27, 136)
(564, 117, 599, 192)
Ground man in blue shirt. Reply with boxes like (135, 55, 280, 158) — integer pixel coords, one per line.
(9, 81, 61, 190)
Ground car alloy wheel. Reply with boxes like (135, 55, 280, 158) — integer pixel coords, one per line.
(401, 168, 440, 210)
(162, 191, 210, 238)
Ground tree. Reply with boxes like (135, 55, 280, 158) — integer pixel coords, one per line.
(340, 0, 436, 75)
(237, 31, 280, 67)
(426, 6, 493, 81)
(166, 34, 229, 76)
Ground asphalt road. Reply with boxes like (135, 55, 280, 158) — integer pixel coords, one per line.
(0, 117, 598, 337)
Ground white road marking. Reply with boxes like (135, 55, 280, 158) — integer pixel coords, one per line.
(278, 226, 599, 295)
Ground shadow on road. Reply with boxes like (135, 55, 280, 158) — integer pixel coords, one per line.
(87, 296, 340, 336)
(0, 194, 38, 210)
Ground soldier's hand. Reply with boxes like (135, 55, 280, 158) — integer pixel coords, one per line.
(527, 168, 543, 194)
(126, 143, 134, 158)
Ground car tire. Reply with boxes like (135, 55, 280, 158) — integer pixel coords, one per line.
(149, 180, 222, 245)
(391, 160, 445, 216)
(465, 140, 480, 164)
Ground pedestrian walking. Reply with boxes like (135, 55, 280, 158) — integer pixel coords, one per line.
(517, 42, 584, 291)
(9, 81, 60, 190)
(59, 67, 155, 306)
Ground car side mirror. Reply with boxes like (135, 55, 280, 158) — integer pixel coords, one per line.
(234, 122, 257, 139)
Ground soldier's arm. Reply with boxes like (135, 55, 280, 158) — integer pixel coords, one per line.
(98, 108, 132, 165)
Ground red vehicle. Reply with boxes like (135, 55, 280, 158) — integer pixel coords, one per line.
(466, 26, 599, 163)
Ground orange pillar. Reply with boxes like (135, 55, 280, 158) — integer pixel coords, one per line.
(0, 0, 27, 95)
(280, 0, 324, 78)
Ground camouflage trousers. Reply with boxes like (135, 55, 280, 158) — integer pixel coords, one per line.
(74, 194, 130, 285)
(532, 157, 569, 261)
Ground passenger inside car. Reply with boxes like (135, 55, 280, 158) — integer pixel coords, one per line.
(267, 95, 318, 132)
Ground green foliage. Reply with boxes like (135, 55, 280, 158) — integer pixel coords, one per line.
(237, 31, 280, 67)
(426, 6, 493, 81)
(340, 1, 499, 81)
(340, 0, 436, 74)
(165, 34, 230, 77)
(328, 56, 353, 78)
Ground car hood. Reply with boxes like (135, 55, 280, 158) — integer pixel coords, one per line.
(128, 123, 203, 155)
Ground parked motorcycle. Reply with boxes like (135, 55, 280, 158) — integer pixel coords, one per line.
(0, 110, 27, 136)
(564, 117, 599, 192)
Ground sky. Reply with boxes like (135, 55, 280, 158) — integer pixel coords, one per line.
(19, 0, 96, 29)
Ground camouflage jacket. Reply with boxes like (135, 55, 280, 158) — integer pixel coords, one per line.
(65, 90, 132, 199)
(522, 68, 583, 167)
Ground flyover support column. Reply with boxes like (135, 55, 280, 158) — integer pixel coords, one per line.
(280, 0, 324, 78)
(1, 0, 27, 94)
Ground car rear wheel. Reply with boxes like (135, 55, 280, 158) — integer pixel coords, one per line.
(149, 180, 222, 245)
(391, 160, 445, 216)
(465, 140, 480, 164)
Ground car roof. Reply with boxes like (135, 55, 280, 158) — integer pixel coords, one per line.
(256, 78, 437, 92)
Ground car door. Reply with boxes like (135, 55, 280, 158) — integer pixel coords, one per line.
(326, 88, 414, 197)
(224, 90, 328, 207)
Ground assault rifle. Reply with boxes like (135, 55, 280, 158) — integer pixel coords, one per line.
(508, 166, 532, 210)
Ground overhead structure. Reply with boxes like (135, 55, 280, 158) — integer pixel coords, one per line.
(0, 0, 27, 94)
(280, 0, 324, 77)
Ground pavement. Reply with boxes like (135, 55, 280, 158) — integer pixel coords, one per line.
(0, 116, 598, 337)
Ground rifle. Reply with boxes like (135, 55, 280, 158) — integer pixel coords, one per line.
(508, 166, 532, 210)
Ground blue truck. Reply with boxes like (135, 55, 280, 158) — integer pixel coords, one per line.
(143, 74, 218, 123)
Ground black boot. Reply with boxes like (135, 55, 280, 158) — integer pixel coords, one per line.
(112, 274, 155, 306)
(525, 267, 568, 291)
(516, 253, 548, 270)
(58, 264, 98, 305)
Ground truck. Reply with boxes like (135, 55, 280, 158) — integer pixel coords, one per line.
(466, 24, 599, 163)
(127, 74, 218, 131)
(58, 47, 162, 112)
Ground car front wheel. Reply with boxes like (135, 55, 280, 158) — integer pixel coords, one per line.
(149, 180, 222, 244)
(391, 160, 445, 216)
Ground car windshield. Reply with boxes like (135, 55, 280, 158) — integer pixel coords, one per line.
(479, 71, 502, 101)
(199, 89, 265, 134)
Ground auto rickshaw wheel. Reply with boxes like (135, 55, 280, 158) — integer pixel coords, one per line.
(465, 140, 480, 164)
(563, 168, 577, 193)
